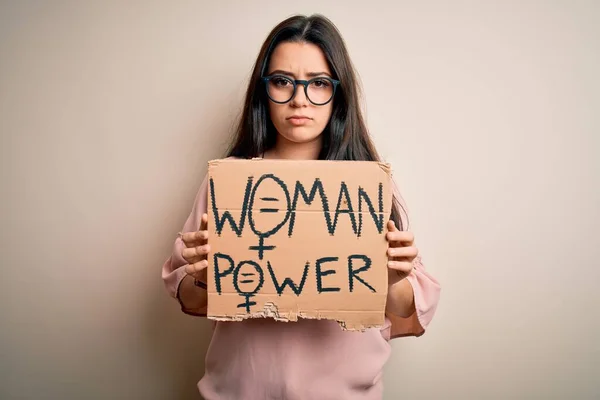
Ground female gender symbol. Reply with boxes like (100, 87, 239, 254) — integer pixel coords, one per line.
(233, 260, 265, 312)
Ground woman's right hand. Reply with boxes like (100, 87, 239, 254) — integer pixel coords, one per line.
(181, 213, 210, 283)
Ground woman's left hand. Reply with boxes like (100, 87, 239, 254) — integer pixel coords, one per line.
(386, 220, 418, 287)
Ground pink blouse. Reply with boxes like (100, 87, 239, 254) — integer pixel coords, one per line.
(162, 167, 441, 400)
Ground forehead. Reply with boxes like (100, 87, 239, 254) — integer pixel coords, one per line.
(267, 41, 331, 75)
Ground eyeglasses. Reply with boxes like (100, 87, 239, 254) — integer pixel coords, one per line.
(262, 75, 340, 106)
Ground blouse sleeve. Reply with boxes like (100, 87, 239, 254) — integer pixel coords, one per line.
(161, 174, 209, 316)
(384, 179, 441, 339)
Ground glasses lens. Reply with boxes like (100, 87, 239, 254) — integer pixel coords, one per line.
(267, 76, 294, 103)
(307, 78, 334, 104)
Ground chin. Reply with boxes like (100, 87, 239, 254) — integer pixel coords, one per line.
(280, 127, 323, 144)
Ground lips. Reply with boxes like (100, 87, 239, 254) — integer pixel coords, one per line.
(286, 115, 312, 126)
(287, 116, 312, 126)
(287, 116, 311, 120)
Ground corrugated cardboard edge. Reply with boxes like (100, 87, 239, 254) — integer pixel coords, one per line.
(208, 304, 385, 332)
(376, 161, 392, 175)
(207, 159, 222, 168)
(208, 158, 391, 171)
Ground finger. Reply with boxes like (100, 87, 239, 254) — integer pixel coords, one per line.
(387, 260, 414, 274)
(185, 259, 208, 277)
(386, 230, 414, 246)
(386, 220, 403, 248)
(182, 244, 211, 264)
(387, 246, 418, 260)
(387, 219, 398, 232)
(181, 230, 209, 248)
(200, 213, 208, 232)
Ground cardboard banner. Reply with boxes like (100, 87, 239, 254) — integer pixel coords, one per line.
(206, 158, 392, 331)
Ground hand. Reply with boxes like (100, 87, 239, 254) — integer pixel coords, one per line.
(181, 213, 210, 282)
(386, 220, 418, 287)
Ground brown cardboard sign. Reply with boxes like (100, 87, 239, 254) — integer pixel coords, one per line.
(206, 158, 392, 331)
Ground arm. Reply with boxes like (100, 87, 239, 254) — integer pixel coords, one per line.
(161, 175, 210, 316)
(384, 217, 440, 334)
(385, 255, 441, 338)
(178, 273, 208, 314)
(386, 278, 416, 318)
(385, 217, 419, 318)
(382, 179, 441, 337)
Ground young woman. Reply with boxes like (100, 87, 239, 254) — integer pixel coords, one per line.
(162, 14, 440, 400)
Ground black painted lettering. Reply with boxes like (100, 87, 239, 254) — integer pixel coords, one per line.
(233, 260, 265, 313)
(210, 176, 253, 236)
(267, 260, 310, 296)
(358, 183, 384, 236)
(248, 237, 276, 261)
(213, 252, 234, 294)
(348, 254, 376, 292)
(315, 257, 341, 293)
(248, 174, 291, 259)
(332, 181, 358, 235)
(233, 260, 265, 295)
(289, 178, 333, 236)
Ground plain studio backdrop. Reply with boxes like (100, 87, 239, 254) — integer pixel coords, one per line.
(1, 1, 598, 399)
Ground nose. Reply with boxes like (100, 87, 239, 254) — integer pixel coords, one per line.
(290, 82, 309, 107)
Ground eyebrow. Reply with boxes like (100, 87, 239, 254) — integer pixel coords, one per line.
(268, 69, 333, 78)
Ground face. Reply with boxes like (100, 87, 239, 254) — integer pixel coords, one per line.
(265, 41, 334, 146)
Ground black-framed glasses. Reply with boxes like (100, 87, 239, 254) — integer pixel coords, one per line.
(262, 75, 340, 106)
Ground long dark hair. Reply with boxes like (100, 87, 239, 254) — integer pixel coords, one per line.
(226, 14, 407, 230)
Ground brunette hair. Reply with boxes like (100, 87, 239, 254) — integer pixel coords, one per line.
(226, 14, 407, 229)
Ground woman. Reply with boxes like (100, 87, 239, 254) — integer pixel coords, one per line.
(162, 14, 440, 400)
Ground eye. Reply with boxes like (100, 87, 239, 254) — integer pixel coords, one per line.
(271, 76, 292, 87)
(312, 79, 331, 88)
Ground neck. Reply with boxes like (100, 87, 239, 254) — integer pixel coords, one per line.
(266, 135, 322, 160)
